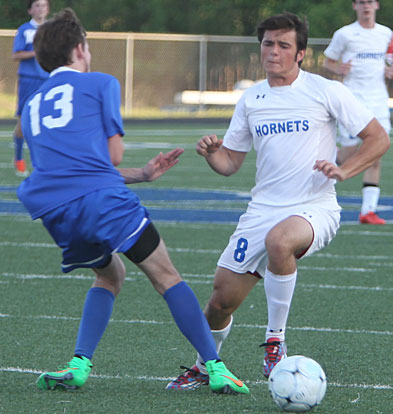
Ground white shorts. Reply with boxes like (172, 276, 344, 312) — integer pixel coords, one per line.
(217, 193, 341, 277)
(337, 116, 391, 148)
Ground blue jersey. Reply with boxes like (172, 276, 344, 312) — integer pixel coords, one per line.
(13, 19, 49, 80)
(18, 67, 125, 219)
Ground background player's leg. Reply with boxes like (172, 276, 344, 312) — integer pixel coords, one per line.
(13, 117, 28, 176)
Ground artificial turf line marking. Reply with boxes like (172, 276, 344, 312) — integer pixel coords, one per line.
(1, 313, 392, 335)
(2, 272, 393, 292)
(4, 240, 393, 262)
(1, 367, 393, 390)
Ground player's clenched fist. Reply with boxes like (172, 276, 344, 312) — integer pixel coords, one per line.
(196, 135, 223, 157)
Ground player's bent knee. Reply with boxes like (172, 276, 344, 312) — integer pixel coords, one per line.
(206, 294, 237, 317)
(93, 254, 126, 295)
(265, 230, 290, 256)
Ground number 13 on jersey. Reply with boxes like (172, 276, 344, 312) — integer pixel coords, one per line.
(28, 83, 74, 136)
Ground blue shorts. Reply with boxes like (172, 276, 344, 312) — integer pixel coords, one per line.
(17, 76, 47, 116)
(41, 187, 151, 273)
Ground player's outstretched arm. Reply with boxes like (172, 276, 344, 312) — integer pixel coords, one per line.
(322, 57, 351, 76)
(12, 50, 36, 61)
(314, 118, 390, 182)
(118, 148, 184, 184)
(196, 134, 246, 176)
(385, 65, 393, 80)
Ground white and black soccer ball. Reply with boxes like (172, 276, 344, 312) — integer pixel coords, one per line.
(268, 355, 327, 412)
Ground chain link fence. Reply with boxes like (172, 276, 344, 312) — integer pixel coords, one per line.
(0, 30, 391, 117)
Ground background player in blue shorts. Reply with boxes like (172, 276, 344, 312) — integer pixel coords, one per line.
(17, 8, 249, 395)
(12, 0, 50, 176)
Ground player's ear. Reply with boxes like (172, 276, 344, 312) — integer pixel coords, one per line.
(75, 43, 85, 59)
(296, 49, 306, 64)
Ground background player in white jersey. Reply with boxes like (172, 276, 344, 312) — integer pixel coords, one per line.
(323, 0, 393, 225)
(18, 8, 249, 395)
(12, 0, 50, 177)
(167, 12, 389, 390)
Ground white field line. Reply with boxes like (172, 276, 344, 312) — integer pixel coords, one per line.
(315, 252, 393, 260)
(1, 312, 392, 336)
(2, 272, 393, 292)
(3, 241, 392, 273)
(1, 242, 393, 271)
(1, 366, 392, 390)
(0, 241, 58, 248)
(0, 242, 227, 252)
(338, 229, 393, 236)
(3, 240, 393, 261)
(0, 313, 163, 325)
(2, 209, 393, 225)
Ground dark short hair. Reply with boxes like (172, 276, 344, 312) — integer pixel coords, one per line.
(27, 0, 50, 10)
(257, 12, 308, 52)
(34, 8, 86, 72)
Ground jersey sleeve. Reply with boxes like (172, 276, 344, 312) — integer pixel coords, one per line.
(324, 30, 345, 61)
(222, 92, 253, 152)
(325, 81, 374, 137)
(101, 77, 124, 138)
(13, 27, 26, 53)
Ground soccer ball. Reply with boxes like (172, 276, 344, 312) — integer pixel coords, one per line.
(268, 355, 327, 412)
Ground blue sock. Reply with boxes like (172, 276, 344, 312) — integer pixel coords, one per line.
(74, 287, 115, 360)
(14, 135, 24, 161)
(163, 281, 219, 363)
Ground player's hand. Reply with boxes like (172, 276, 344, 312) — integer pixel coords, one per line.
(385, 65, 393, 79)
(143, 148, 184, 182)
(313, 160, 346, 182)
(196, 135, 223, 157)
(338, 61, 351, 76)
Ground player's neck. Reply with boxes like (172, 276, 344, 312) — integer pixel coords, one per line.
(357, 17, 376, 29)
(267, 68, 300, 87)
(32, 17, 46, 26)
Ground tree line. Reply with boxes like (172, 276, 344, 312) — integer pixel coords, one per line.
(1, 0, 392, 38)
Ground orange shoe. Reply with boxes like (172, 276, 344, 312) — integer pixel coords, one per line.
(14, 159, 29, 177)
(359, 211, 386, 225)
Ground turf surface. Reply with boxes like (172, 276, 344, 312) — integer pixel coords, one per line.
(1, 122, 393, 413)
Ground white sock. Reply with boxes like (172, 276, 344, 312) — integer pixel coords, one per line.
(195, 316, 233, 375)
(264, 268, 297, 342)
(361, 186, 380, 215)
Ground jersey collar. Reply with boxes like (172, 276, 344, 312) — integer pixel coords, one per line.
(30, 19, 39, 28)
(50, 66, 81, 77)
(267, 69, 305, 91)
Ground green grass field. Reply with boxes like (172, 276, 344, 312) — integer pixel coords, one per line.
(1, 121, 393, 413)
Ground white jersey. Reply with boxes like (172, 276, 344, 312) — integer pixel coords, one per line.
(324, 21, 392, 115)
(223, 70, 373, 207)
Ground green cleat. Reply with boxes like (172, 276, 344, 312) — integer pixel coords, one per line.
(36, 356, 93, 390)
(205, 360, 250, 395)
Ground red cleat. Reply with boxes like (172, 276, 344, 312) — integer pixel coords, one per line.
(166, 365, 209, 390)
(359, 211, 386, 225)
(261, 337, 287, 378)
(14, 159, 29, 177)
